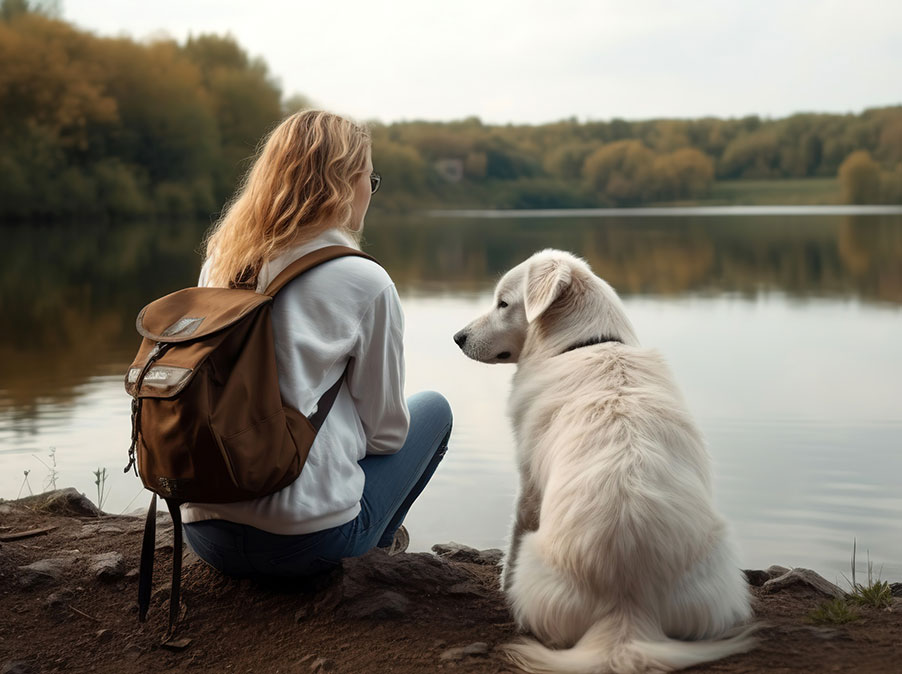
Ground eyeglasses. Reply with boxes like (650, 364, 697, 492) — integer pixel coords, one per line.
(370, 172, 381, 194)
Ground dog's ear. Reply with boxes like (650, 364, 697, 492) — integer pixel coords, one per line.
(523, 257, 572, 323)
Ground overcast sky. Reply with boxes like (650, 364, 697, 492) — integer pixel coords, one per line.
(64, 0, 902, 125)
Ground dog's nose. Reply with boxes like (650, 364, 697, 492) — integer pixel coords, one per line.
(453, 330, 468, 348)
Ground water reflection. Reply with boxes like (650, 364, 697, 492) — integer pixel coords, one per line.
(364, 214, 902, 302)
(1, 212, 900, 414)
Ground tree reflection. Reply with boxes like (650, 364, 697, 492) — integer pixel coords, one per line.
(1, 215, 900, 413)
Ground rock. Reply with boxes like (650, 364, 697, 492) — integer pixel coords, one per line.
(76, 523, 125, 539)
(314, 548, 479, 619)
(43, 590, 74, 608)
(42, 589, 74, 624)
(17, 558, 75, 589)
(125, 506, 171, 521)
(13, 488, 103, 517)
(432, 542, 503, 566)
(344, 590, 410, 620)
(743, 569, 771, 586)
(95, 629, 113, 643)
(161, 637, 192, 651)
(123, 644, 142, 661)
(891, 582, 902, 597)
(439, 642, 490, 661)
(1, 662, 32, 674)
(90, 552, 125, 581)
(295, 605, 314, 623)
(462, 642, 489, 655)
(762, 567, 846, 599)
(744, 565, 793, 587)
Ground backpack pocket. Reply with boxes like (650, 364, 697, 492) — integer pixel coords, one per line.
(212, 409, 303, 494)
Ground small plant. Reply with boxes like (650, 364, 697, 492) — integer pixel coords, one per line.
(808, 598, 860, 625)
(849, 541, 893, 609)
(93, 467, 109, 512)
(17, 469, 33, 499)
(33, 446, 58, 491)
(846, 538, 893, 609)
(851, 580, 894, 609)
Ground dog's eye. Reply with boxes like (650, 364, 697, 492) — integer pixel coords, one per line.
(497, 300, 508, 309)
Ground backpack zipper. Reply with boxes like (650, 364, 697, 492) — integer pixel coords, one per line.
(124, 342, 169, 475)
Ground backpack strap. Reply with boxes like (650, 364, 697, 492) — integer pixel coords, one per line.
(137, 493, 158, 623)
(308, 363, 349, 431)
(164, 497, 184, 640)
(262, 245, 378, 297)
(136, 493, 184, 641)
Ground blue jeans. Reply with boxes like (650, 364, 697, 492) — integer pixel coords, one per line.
(183, 391, 452, 578)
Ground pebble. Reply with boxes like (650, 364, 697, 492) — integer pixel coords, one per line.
(439, 642, 490, 661)
(89, 552, 125, 581)
(309, 657, 332, 672)
(1, 662, 32, 674)
(161, 637, 192, 651)
(17, 558, 74, 589)
(345, 589, 410, 620)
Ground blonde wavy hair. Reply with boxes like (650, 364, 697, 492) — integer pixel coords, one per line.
(203, 109, 371, 288)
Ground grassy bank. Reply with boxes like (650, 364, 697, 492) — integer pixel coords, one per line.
(700, 178, 841, 206)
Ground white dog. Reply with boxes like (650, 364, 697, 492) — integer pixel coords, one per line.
(453, 250, 754, 673)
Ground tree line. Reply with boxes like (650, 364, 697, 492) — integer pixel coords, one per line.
(1, 2, 900, 221)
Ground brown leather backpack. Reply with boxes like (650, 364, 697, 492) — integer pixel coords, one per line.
(123, 244, 376, 638)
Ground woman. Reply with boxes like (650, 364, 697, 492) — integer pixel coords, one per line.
(181, 109, 451, 577)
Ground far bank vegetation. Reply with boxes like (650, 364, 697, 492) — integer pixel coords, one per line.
(1, 1, 900, 221)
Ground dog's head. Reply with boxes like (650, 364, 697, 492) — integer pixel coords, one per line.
(453, 249, 638, 364)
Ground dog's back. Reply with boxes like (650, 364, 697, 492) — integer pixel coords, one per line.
(506, 344, 755, 673)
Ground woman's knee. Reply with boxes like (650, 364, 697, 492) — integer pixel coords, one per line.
(408, 390, 453, 429)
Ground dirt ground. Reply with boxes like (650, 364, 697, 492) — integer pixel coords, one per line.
(1, 490, 900, 674)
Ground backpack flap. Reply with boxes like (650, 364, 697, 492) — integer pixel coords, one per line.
(125, 287, 272, 399)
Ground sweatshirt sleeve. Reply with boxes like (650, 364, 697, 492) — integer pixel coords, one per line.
(347, 283, 410, 455)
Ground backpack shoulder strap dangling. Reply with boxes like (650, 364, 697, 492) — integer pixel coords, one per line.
(136, 494, 184, 641)
(137, 493, 157, 622)
(164, 498, 184, 640)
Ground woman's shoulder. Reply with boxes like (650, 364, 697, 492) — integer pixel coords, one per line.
(262, 229, 394, 295)
(328, 252, 393, 287)
(310, 253, 396, 305)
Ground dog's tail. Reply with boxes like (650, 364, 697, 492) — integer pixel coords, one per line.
(502, 616, 757, 674)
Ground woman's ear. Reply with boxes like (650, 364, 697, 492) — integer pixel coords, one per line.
(523, 257, 572, 323)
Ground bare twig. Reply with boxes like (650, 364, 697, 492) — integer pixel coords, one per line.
(0, 526, 56, 542)
(68, 604, 100, 622)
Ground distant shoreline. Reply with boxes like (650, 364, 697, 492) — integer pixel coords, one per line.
(427, 204, 902, 218)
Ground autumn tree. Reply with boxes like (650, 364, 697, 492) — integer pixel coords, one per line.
(839, 151, 881, 204)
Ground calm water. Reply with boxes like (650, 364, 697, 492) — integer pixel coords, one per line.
(2, 210, 901, 583)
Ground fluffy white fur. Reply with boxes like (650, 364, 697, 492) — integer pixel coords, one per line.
(453, 250, 755, 673)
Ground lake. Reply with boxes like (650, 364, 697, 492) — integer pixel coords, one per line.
(2, 208, 901, 583)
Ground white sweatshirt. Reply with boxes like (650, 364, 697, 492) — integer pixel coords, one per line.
(181, 228, 410, 535)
